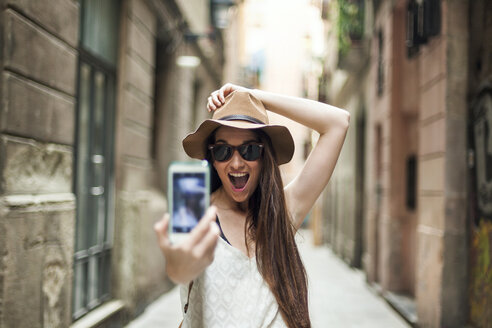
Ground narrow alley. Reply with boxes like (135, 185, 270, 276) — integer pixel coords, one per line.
(1, 1, 487, 327)
(127, 230, 409, 328)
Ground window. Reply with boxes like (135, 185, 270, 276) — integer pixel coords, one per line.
(406, 0, 441, 58)
(406, 155, 417, 210)
(73, 0, 119, 320)
(377, 29, 384, 97)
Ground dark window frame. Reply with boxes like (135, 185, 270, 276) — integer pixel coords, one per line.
(406, 155, 417, 210)
(72, 0, 118, 320)
(377, 29, 384, 97)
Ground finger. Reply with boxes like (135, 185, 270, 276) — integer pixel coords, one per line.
(153, 213, 169, 235)
(194, 221, 220, 260)
(207, 97, 215, 111)
(211, 92, 221, 106)
(221, 83, 235, 99)
(218, 87, 226, 103)
(186, 206, 217, 247)
(154, 214, 171, 249)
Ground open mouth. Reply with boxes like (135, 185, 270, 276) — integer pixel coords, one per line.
(228, 172, 249, 191)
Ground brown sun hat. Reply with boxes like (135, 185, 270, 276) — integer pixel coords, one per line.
(182, 91, 295, 164)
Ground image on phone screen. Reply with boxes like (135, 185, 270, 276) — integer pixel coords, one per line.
(172, 173, 207, 233)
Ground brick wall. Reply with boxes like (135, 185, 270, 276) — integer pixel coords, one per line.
(0, 1, 79, 327)
(112, 0, 222, 317)
(0, 0, 227, 326)
(111, 0, 170, 316)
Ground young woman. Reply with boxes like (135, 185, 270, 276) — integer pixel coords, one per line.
(154, 83, 350, 327)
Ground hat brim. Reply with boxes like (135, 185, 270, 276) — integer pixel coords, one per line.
(182, 119, 295, 165)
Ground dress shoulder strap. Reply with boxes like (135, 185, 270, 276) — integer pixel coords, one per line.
(179, 280, 194, 328)
(215, 215, 232, 245)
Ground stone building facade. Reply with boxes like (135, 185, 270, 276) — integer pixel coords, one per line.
(467, 1, 492, 326)
(0, 0, 227, 327)
(320, 0, 491, 327)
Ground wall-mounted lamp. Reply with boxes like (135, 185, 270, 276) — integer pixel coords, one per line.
(176, 31, 216, 68)
(176, 55, 201, 68)
(211, 0, 236, 29)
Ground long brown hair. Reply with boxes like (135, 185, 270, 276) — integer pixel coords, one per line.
(208, 130, 311, 328)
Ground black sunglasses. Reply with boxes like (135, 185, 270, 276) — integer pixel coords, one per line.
(208, 143, 264, 162)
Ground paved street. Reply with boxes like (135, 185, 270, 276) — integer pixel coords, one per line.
(127, 230, 410, 328)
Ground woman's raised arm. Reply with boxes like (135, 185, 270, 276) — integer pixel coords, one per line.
(209, 83, 350, 230)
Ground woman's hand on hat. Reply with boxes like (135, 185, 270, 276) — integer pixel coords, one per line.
(207, 83, 248, 112)
(154, 206, 220, 285)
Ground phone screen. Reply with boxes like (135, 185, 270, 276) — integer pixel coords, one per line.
(171, 172, 207, 233)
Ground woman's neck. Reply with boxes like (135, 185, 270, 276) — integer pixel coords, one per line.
(212, 187, 249, 213)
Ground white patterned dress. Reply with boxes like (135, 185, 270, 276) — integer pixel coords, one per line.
(180, 237, 287, 327)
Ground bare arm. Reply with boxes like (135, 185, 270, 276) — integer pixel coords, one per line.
(249, 90, 350, 229)
(209, 84, 350, 230)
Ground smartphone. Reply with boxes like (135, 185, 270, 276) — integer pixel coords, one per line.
(168, 161, 210, 243)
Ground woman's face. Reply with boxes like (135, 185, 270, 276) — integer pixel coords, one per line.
(212, 126, 262, 205)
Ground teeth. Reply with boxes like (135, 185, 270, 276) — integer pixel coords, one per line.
(229, 172, 247, 177)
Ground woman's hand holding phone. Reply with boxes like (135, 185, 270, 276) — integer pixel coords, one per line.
(154, 206, 220, 285)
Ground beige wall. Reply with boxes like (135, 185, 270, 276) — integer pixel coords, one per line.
(0, 0, 227, 326)
(112, 0, 171, 316)
(414, 9, 448, 328)
(0, 0, 79, 327)
(113, 0, 225, 319)
(362, 0, 469, 327)
(266, 0, 469, 326)
(314, 0, 369, 260)
(175, 0, 209, 34)
(223, 4, 246, 85)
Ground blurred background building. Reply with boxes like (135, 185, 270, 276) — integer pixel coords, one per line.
(317, 0, 492, 327)
(0, 0, 229, 326)
(0, 0, 491, 328)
